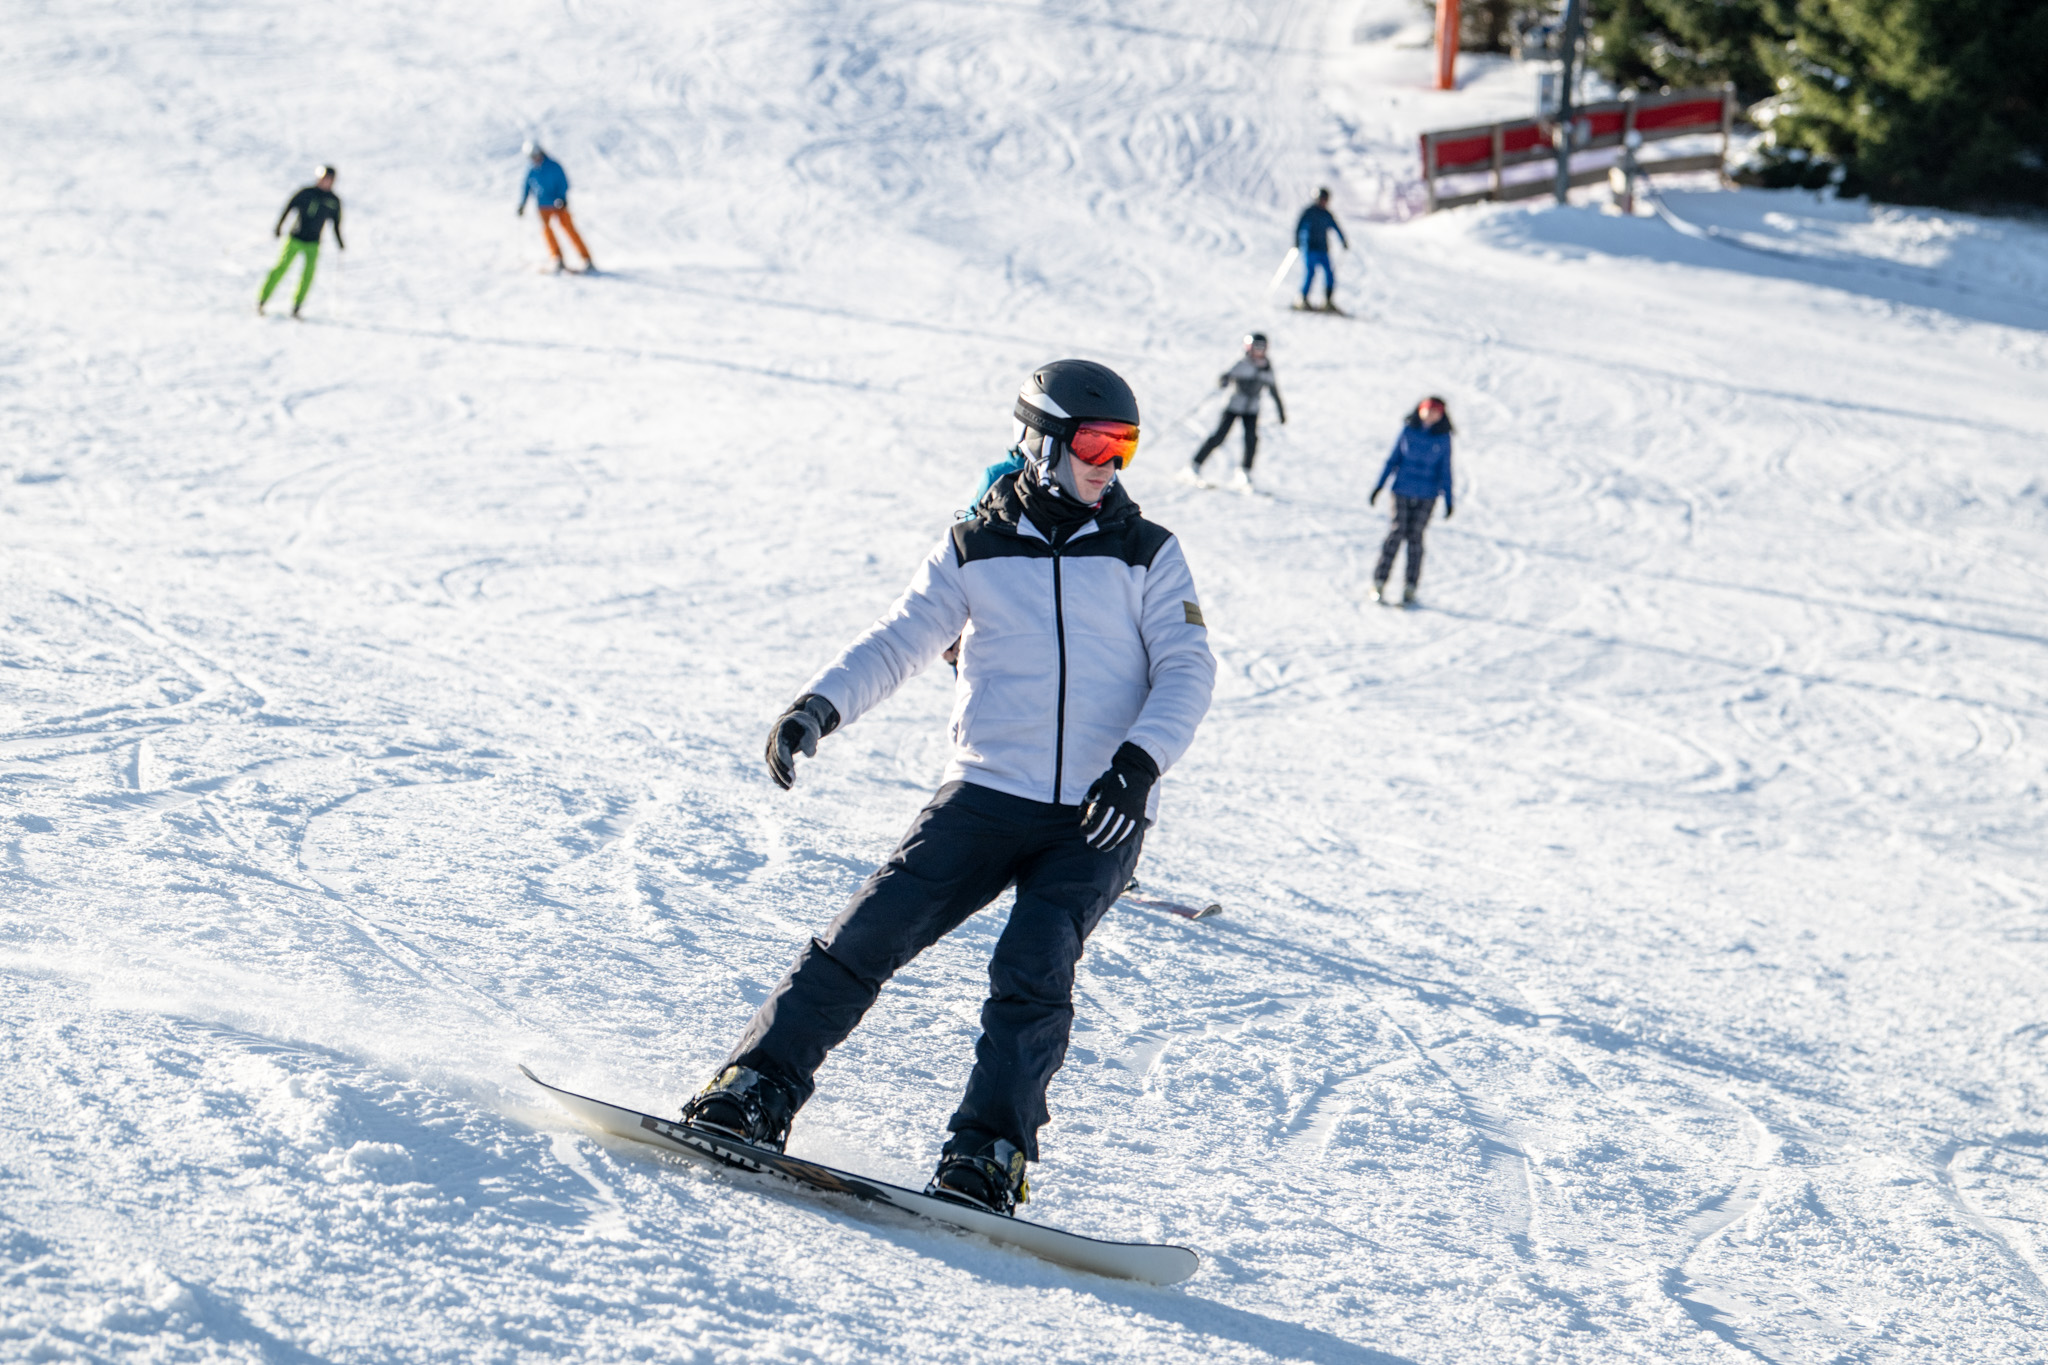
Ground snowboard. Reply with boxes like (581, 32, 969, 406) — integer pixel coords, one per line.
(520, 1066, 1200, 1286)
(1120, 879, 1221, 920)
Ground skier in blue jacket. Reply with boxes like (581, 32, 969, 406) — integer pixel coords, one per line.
(1369, 396, 1454, 605)
(517, 142, 594, 272)
(966, 450, 1027, 510)
(1295, 188, 1349, 313)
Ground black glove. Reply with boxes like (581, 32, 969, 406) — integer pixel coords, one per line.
(1369, 486, 1381, 506)
(765, 694, 839, 790)
(1444, 504, 1454, 520)
(1078, 742, 1159, 851)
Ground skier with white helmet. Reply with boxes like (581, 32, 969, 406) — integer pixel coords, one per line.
(1190, 332, 1285, 489)
(681, 360, 1216, 1215)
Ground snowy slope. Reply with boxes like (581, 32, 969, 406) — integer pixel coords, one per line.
(6, 0, 2048, 1361)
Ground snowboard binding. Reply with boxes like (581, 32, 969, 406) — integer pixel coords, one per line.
(681, 1065, 798, 1153)
(925, 1136, 1030, 1217)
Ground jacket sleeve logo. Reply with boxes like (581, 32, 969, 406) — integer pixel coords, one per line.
(1183, 601, 1205, 627)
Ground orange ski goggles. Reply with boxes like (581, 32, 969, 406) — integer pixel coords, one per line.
(1068, 420, 1141, 468)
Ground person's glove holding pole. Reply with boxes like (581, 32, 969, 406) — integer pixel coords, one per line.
(765, 695, 839, 790)
(1077, 742, 1159, 851)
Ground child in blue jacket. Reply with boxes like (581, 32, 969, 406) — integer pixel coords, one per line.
(1369, 397, 1454, 605)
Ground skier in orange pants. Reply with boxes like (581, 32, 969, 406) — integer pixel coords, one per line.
(518, 142, 595, 273)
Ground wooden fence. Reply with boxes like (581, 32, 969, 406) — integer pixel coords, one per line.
(1419, 85, 1735, 212)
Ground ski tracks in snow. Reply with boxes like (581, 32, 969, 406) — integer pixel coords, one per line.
(7, 0, 2048, 1359)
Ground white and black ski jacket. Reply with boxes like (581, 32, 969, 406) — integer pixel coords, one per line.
(800, 474, 1215, 816)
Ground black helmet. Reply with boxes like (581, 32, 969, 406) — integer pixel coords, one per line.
(1013, 359, 1140, 446)
(1243, 331, 1268, 350)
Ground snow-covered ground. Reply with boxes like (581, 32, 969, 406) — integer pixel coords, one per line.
(6, 0, 2048, 1360)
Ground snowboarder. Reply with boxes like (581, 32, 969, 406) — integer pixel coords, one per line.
(1369, 396, 1455, 606)
(258, 165, 344, 317)
(518, 142, 594, 273)
(1189, 332, 1286, 489)
(682, 360, 1216, 1217)
(1294, 188, 1348, 313)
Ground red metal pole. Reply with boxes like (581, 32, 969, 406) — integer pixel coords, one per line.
(1435, 0, 1461, 91)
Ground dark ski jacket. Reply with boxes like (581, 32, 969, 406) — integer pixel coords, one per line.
(520, 157, 570, 211)
(277, 187, 343, 246)
(799, 468, 1214, 813)
(1295, 203, 1346, 254)
(1373, 416, 1454, 512)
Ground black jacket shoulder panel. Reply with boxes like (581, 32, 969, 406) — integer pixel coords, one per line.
(955, 519, 1044, 564)
(1057, 514, 1172, 567)
(953, 471, 1175, 568)
(1125, 515, 1175, 569)
(956, 474, 1042, 565)
(955, 512, 1174, 568)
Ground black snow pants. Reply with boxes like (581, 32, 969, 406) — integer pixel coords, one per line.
(727, 780, 1143, 1161)
(1192, 410, 1259, 471)
(1374, 494, 1434, 588)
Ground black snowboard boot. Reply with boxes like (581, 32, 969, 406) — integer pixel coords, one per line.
(681, 1065, 798, 1152)
(925, 1131, 1030, 1216)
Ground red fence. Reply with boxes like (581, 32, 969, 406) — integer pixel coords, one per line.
(1419, 85, 1735, 212)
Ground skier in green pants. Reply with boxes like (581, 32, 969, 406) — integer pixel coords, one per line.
(259, 166, 344, 317)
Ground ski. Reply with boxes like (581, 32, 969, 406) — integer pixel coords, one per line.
(1120, 880, 1221, 919)
(519, 1066, 1200, 1286)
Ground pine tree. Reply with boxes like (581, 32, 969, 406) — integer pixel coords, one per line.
(1459, 0, 1553, 53)
(1587, 0, 1776, 103)
(1758, 0, 2048, 206)
(1591, 0, 2048, 207)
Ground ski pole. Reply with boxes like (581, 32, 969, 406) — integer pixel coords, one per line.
(1160, 385, 1220, 435)
(1265, 246, 1300, 297)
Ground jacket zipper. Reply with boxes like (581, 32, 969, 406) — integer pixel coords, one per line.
(1050, 542, 1068, 803)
